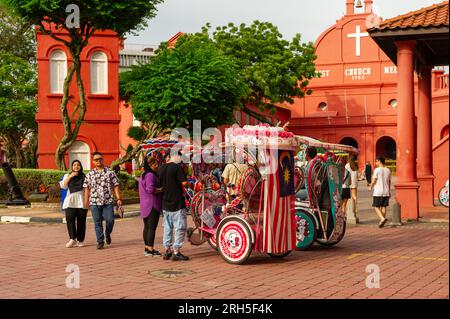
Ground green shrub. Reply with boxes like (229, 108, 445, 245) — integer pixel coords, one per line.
(0, 169, 139, 199)
(0, 169, 66, 187)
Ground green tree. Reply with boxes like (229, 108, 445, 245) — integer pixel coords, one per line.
(0, 6, 37, 167)
(116, 34, 246, 168)
(121, 35, 245, 130)
(208, 21, 318, 122)
(0, 5, 36, 62)
(0, 53, 37, 168)
(1, 0, 164, 170)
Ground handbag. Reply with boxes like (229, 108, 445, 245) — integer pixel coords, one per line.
(114, 204, 124, 219)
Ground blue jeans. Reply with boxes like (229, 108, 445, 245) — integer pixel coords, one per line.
(90, 204, 115, 244)
(163, 209, 187, 250)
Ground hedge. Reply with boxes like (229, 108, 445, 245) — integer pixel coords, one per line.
(0, 169, 139, 200)
(0, 169, 66, 188)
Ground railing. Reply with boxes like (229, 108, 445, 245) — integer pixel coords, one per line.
(434, 73, 449, 92)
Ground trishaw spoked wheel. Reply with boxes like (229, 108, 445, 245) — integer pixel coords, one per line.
(217, 217, 253, 265)
(267, 251, 292, 258)
(207, 235, 218, 251)
(438, 186, 449, 207)
(295, 209, 317, 251)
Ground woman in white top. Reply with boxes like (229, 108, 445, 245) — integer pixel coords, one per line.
(347, 157, 359, 209)
(60, 160, 87, 248)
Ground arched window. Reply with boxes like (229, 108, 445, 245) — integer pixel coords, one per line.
(90, 51, 108, 94)
(68, 141, 91, 170)
(50, 50, 67, 94)
(441, 125, 449, 139)
(389, 99, 398, 109)
(318, 102, 328, 111)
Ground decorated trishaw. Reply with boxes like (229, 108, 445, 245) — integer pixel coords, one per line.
(293, 136, 359, 250)
(186, 124, 300, 264)
(140, 127, 359, 264)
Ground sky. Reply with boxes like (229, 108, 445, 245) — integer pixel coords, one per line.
(124, 0, 444, 47)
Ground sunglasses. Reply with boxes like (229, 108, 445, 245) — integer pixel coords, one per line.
(93, 158, 103, 161)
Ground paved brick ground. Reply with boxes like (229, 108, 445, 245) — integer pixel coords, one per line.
(0, 216, 448, 299)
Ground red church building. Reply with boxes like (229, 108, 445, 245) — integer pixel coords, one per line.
(36, 25, 122, 170)
(287, 0, 449, 217)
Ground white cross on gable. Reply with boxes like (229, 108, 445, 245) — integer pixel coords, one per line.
(347, 25, 369, 57)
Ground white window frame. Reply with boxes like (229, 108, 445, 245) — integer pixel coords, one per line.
(50, 50, 67, 94)
(90, 51, 108, 94)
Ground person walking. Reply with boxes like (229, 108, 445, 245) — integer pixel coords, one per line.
(347, 156, 359, 211)
(139, 156, 163, 257)
(159, 151, 190, 261)
(365, 161, 372, 186)
(341, 157, 352, 213)
(60, 160, 88, 248)
(369, 156, 391, 228)
(83, 152, 122, 249)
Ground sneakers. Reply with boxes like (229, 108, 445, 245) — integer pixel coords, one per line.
(171, 252, 190, 261)
(144, 249, 162, 257)
(77, 241, 85, 247)
(106, 235, 112, 245)
(97, 242, 105, 250)
(163, 250, 173, 260)
(65, 239, 77, 248)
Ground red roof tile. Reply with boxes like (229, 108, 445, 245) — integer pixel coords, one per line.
(375, 1, 449, 31)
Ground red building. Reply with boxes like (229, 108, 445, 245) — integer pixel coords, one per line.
(36, 25, 122, 169)
(287, 0, 449, 215)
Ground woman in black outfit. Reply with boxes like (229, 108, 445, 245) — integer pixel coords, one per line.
(60, 160, 88, 248)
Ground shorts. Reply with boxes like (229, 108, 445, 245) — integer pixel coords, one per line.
(372, 196, 389, 207)
(342, 188, 351, 199)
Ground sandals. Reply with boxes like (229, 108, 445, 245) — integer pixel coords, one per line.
(378, 218, 388, 228)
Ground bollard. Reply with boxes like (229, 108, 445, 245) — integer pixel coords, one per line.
(0, 162, 30, 205)
(390, 202, 403, 226)
(346, 198, 359, 224)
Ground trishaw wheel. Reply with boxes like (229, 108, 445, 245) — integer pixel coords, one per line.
(316, 221, 346, 246)
(207, 236, 218, 251)
(295, 209, 317, 251)
(267, 251, 292, 258)
(438, 186, 449, 207)
(217, 217, 253, 265)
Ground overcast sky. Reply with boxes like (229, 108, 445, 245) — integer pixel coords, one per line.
(124, 0, 443, 46)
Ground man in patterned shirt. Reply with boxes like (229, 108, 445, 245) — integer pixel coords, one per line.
(84, 152, 122, 249)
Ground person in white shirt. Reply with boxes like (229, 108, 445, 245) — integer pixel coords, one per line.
(369, 156, 391, 228)
(60, 160, 87, 248)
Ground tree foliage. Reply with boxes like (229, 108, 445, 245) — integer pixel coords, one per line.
(0, 5, 36, 62)
(0, 52, 37, 168)
(120, 34, 246, 131)
(205, 21, 318, 121)
(0, 0, 164, 170)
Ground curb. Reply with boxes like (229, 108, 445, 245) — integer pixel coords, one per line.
(0, 211, 141, 224)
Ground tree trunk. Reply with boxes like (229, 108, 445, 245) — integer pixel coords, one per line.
(54, 54, 83, 170)
(14, 146, 23, 168)
(110, 144, 143, 170)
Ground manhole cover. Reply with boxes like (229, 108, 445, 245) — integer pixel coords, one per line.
(150, 269, 194, 279)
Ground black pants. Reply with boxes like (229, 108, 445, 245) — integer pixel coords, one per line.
(143, 208, 161, 247)
(65, 208, 88, 242)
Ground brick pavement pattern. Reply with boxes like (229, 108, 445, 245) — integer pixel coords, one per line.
(0, 218, 448, 299)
